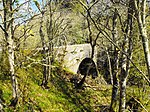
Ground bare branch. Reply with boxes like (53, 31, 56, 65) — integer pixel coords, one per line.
(0, 25, 8, 37)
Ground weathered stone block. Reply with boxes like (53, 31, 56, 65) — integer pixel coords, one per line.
(54, 44, 97, 73)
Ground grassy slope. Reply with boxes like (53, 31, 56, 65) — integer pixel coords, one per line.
(0, 66, 150, 112)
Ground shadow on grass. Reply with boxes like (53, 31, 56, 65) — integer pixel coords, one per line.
(14, 65, 110, 111)
(0, 73, 10, 81)
(49, 68, 96, 112)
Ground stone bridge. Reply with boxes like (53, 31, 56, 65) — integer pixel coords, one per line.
(54, 44, 97, 73)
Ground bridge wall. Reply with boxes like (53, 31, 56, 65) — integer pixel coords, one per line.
(54, 44, 97, 73)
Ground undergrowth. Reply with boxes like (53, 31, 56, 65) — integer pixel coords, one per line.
(0, 65, 149, 112)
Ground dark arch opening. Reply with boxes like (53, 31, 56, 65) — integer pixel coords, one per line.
(75, 58, 98, 88)
(77, 58, 98, 78)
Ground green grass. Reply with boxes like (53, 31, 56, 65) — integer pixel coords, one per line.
(0, 66, 150, 112)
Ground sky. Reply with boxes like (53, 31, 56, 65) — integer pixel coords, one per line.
(0, 0, 45, 25)
(20, 0, 42, 12)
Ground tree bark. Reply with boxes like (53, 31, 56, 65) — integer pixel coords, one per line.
(47, 1, 54, 80)
(39, 11, 48, 88)
(119, 0, 134, 111)
(110, 8, 119, 112)
(106, 47, 113, 85)
(134, 0, 150, 80)
(8, 37, 18, 99)
(2, 0, 19, 106)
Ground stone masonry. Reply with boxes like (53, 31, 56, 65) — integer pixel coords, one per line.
(54, 44, 97, 73)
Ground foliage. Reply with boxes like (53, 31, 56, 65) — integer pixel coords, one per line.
(0, 0, 150, 111)
(0, 60, 112, 111)
(0, 51, 150, 111)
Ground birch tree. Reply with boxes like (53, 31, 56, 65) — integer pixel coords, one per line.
(134, 0, 150, 80)
(38, 1, 49, 88)
(0, 0, 35, 107)
(110, 7, 119, 112)
(0, 0, 19, 107)
(34, 0, 50, 89)
(34, 0, 69, 88)
(118, 0, 134, 111)
(46, 0, 70, 76)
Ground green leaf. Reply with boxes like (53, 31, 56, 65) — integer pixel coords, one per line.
(33, 0, 40, 10)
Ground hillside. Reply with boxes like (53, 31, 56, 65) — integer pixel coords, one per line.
(0, 0, 150, 112)
(0, 65, 149, 112)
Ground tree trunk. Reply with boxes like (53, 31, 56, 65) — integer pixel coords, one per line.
(134, 0, 150, 80)
(39, 11, 48, 88)
(2, 0, 19, 107)
(119, 0, 134, 111)
(47, 1, 54, 80)
(110, 8, 119, 112)
(77, 74, 87, 88)
(106, 47, 113, 85)
(8, 38, 18, 98)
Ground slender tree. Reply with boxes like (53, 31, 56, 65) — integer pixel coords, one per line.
(119, 0, 134, 111)
(78, 0, 102, 59)
(0, 0, 36, 107)
(86, 7, 100, 59)
(40, 9, 48, 88)
(110, 8, 119, 112)
(1, 0, 19, 107)
(34, 0, 49, 88)
(134, 0, 150, 80)
(46, 1, 54, 82)
(34, 0, 69, 88)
